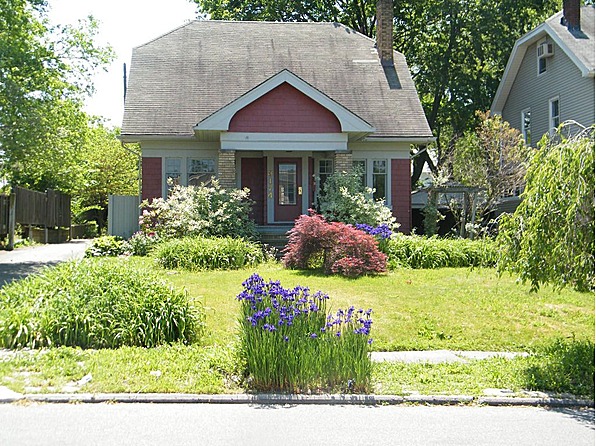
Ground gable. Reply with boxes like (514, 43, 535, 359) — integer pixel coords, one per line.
(229, 82, 341, 133)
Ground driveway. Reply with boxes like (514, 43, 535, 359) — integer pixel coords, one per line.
(0, 240, 91, 287)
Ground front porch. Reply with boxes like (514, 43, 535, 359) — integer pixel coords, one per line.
(256, 224, 294, 254)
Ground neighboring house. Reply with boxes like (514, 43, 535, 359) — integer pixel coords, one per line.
(491, 1, 595, 144)
(120, 0, 433, 233)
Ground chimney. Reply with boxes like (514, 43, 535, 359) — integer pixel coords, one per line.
(562, 0, 581, 32)
(376, 0, 394, 66)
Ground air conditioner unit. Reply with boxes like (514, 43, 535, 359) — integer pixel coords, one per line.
(537, 42, 554, 59)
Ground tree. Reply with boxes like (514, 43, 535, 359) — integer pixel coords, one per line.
(449, 111, 528, 223)
(72, 122, 139, 231)
(496, 125, 595, 292)
(0, 0, 114, 193)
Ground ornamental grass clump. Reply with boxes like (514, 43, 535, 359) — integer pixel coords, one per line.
(155, 236, 266, 271)
(237, 274, 373, 393)
(0, 258, 202, 349)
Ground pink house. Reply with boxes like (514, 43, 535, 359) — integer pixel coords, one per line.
(120, 0, 433, 233)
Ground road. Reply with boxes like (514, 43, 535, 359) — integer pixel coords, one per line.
(0, 240, 90, 286)
(0, 403, 593, 445)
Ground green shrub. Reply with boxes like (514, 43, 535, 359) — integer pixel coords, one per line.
(84, 235, 125, 257)
(237, 274, 373, 393)
(0, 258, 202, 349)
(140, 180, 256, 240)
(124, 231, 162, 256)
(524, 338, 595, 397)
(384, 234, 497, 269)
(155, 236, 266, 271)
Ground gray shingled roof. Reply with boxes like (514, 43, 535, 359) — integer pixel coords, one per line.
(121, 20, 432, 139)
(547, 6, 595, 72)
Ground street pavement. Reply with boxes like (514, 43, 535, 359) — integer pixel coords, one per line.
(0, 240, 90, 286)
(0, 403, 593, 445)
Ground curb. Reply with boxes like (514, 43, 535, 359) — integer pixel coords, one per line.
(1, 393, 593, 408)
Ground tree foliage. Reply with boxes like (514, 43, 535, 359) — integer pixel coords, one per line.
(0, 0, 114, 193)
(449, 111, 529, 217)
(496, 126, 595, 292)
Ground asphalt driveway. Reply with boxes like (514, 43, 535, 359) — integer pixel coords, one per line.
(0, 240, 91, 287)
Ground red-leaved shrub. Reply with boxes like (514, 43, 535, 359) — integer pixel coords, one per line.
(282, 211, 387, 277)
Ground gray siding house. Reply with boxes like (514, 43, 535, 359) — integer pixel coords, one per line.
(491, 2, 594, 144)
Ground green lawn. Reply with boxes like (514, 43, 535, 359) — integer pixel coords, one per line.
(1, 259, 593, 397)
(158, 262, 594, 352)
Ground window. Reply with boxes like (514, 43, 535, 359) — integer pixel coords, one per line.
(372, 160, 387, 201)
(317, 159, 333, 193)
(188, 158, 215, 186)
(538, 57, 547, 74)
(278, 163, 297, 205)
(165, 157, 181, 193)
(521, 108, 531, 145)
(352, 160, 366, 187)
(549, 97, 560, 133)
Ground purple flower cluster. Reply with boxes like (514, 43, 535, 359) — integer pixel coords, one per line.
(355, 223, 393, 240)
(237, 274, 373, 344)
(238, 273, 329, 334)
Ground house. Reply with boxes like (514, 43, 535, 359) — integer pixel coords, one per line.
(491, 1, 595, 144)
(120, 0, 433, 233)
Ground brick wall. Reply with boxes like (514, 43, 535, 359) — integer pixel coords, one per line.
(391, 159, 411, 233)
(334, 152, 353, 173)
(142, 157, 162, 202)
(218, 150, 236, 189)
(229, 82, 341, 133)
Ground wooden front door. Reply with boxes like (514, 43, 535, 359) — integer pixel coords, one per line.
(274, 158, 303, 222)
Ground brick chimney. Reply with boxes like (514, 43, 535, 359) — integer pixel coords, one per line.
(562, 0, 581, 32)
(376, 0, 394, 66)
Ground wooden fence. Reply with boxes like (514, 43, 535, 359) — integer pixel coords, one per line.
(0, 186, 71, 249)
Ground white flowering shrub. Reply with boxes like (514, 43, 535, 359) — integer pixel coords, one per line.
(140, 180, 257, 240)
(318, 169, 398, 230)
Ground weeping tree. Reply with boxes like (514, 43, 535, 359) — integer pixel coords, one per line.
(497, 124, 595, 292)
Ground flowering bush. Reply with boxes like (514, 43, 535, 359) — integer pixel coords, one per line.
(318, 168, 398, 229)
(123, 231, 161, 256)
(139, 180, 256, 240)
(84, 235, 126, 257)
(283, 211, 387, 277)
(237, 274, 373, 393)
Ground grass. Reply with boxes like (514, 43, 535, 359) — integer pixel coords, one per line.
(160, 262, 594, 352)
(0, 257, 593, 397)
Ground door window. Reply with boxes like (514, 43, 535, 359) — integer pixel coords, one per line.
(278, 163, 297, 205)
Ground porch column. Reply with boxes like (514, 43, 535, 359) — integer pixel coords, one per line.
(334, 151, 352, 173)
(218, 150, 237, 189)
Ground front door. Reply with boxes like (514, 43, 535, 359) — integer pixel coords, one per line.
(274, 158, 303, 222)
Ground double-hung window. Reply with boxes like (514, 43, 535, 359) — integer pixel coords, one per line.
(165, 157, 182, 193)
(372, 160, 387, 201)
(549, 97, 560, 134)
(521, 108, 531, 145)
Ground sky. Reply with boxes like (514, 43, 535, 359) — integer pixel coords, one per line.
(47, 0, 199, 127)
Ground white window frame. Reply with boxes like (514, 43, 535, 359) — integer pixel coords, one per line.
(549, 97, 560, 134)
(521, 108, 531, 146)
(352, 158, 391, 205)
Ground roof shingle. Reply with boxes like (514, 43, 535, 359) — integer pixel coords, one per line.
(121, 20, 432, 139)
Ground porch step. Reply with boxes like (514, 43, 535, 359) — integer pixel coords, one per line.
(256, 225, 293, 256)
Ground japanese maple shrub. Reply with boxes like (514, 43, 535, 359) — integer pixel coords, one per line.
(283, 211, 387, 277)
